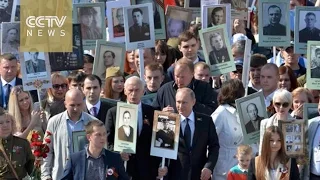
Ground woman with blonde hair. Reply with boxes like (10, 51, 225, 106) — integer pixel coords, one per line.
(8, 86, 45, 140)
(248, 126, 299, 180)
(291, 87, 314, 119)
(103, 67, 126, 101)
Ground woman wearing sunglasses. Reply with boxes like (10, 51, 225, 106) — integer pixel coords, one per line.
(259, 89, 294, 153)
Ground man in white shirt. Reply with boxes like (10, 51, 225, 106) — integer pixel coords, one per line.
(260, 63, 279, 111)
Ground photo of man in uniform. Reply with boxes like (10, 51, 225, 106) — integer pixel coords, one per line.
(155, 118, 175, 149)
(118, 111, 134, 142)
(129, 8, 150, 42)
(244, 103, 264, 134)
(299, 12, 320, 43)
(263, 5, 286, 36)
(208, 32, 230, 64)
(25, 52, 46, 74)
(113, 8, 125, 37)
(208, 7, 225, 27)
(101, 50, 115, 78)
(0, 0, 11, 23)
(311, 48, 320, 78)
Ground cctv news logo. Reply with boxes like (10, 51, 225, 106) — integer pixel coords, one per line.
(26, 16, 67, 37)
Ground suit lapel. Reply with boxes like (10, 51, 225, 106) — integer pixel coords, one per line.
(0, 80, 3, 107)
(81, 151, 86, 179)
(192, 113, 200, 148)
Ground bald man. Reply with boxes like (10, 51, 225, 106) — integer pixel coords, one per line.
(106, 76, 160, 180)
(41, 89, 98, 180)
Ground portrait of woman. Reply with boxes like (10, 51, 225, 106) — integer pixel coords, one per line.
(78, 7, 102, 40)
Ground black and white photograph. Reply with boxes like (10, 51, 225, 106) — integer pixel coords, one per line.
(310, 45, 320, 79)
(107, 0, 130, 43)
(219, 0, 248, 20)
(165, 6, 192, 39)
(24, 51, 46, 74)
(0, 0, 13, 23)
(49, 24, 84, 72)
(72, 131, 89, 153)
(184, 0, 200, 8)
(235, 91, 268, 144)
(10, 0, 19, 22)
(294, 145, 301, 152)
(1, 22, 19, 54)
(154, 117, 175, 150)
(286, 145, 292, 152)
(114, 102, 138, 153)
(73, 3, 106, 50)
(124, 3, 155, 51)
(150, 111, 180, 160)
(286, 124, 293, 132)
(294, 135, 301, 143)
(93, 41, 125, 86)
(303, 103, 318, 120)
(294, 124, 301, 133)
(286, 135, 293, 143)
(307, 42, 320, 89)
(279, 120, 305, 156)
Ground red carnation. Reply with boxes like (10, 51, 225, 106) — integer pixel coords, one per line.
(32, 133, 39, 140)
(46, 131, 52, 136)
(34, 150, 41, 157)
(44, 138, 51, 144)
(42, 153, 47, 158)
(35, 142, 42, 146)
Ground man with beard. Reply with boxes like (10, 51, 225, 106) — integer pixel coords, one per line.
(208, 32, 230, 64)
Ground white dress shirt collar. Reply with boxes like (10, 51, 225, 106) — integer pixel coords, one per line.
(248, 80, 260, 91)
(193, 57, 199, 64)
(86, 100, 101, 113)
(180, 111, 195, 123)
(1, 77, 16, 87)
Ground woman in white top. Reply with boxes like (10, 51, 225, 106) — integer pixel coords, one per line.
(212, 79, 245, 180)
(260, 89, 294, 153)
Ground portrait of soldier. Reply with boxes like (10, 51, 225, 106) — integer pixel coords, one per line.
(25, 51, 46, 74)
(208, 32, 230, 64)
(155, 118, 175, 149)
(244, 103, 264, 134)
(208, 7, 225, 27)
(263, 5, 286, 36)
(299, 12, 320, 43)
(2, 27, 19, 54)
(129, 8, 151, 42)
(311, 48, 320, 78)
(113, 8, 125, 37)
(0, 0, 11, 23)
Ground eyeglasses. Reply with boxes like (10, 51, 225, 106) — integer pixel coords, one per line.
(274, 102, 290, 108)
(52, 84, 68, 90)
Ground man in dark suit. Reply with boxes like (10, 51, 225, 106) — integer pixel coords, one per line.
(106, 76, 160, 180)
(118, 111, 134, 142)
(25, 52, 46, 74)
(83, 75, 114, 124)
(0, 53, 38, 109)
(61, 120, 129, 180)
(158, 88, 219, 180)
(129, 8, 150, 42)
(208, 32, 230, 64)
(299, 12, 320, 43)
(245, 103, 264, 134)
(263, 5, 286, 36)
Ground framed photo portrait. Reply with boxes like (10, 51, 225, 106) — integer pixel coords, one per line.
(114, 102, 138, 154)
(294, 7, 320, 54)
(150, 110, 180, 159)
(124, 3, 155, 51)
(201, 4, 231, 39)
(132, 0, 166, 40)
(165, 6, 192, 39)
(73, 2, 106, 50)
(10, 0, 20, 22)
(107, 0, 130, 43)
(19, 51, 52, 91)
(303, 103, 319, 120)
(48, 24, 84, 72)
(199, 24, 235, 75)
(72, 131, 89, 153)
(93, 41, 125, 85)
(235, 91, 268, 144)
(1, 22, 20, 55)
(219, 0, 248, 20)
(0, 0, 13, 24)
(306, 41, 320, 89)
(278, 120, 306, 157)
(258, 0, 290, 47)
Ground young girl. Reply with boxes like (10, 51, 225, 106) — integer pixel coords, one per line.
(248, 126, 300, 180)
(227, 145, 252, 180)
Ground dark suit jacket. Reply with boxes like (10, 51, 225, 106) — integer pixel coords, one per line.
(25, 59, 46, 74)
(167, 112, 220, 180)
(118, 125, 134, 142)
(245, 117, 263, 134)
(61, 148, 129, 180)
(85, 100, 115, 124)
(106, 103, 160, 180)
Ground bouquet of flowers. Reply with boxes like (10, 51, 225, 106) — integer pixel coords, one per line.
(29, 131, 52, 180)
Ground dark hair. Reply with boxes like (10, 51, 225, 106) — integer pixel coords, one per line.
(123, 111, 131, 119)
(155, 40, 173, 70)
(85, 120, 105, 135)
(79, 7, 97, 16)
(83, 54, 94, 64)
(306, 12, 316, 18)
(145, 63, 164, 74)
(178, 31, 198, 45)
(0, 53, 17, 63)
(279, 66, 298, 92)
(218, 79, 245, 105)
(211, 7, 224, 18)
(85, 74, 102, 87)
(132, 8, 143, 16)
(250, 54, 268, 68)
(268, 5, 281, 14)
(103, 50, 115, 59)
(67, 70, 87, 84)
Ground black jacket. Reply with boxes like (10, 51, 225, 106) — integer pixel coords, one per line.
(85, 100, 115, 124)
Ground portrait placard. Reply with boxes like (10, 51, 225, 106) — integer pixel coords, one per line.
(11, 0, 20, 22)
(19, 51, 52, 91)
(201, 4, 231, 40)
(0, 0, 14, 24)
(72, 131, 89, 153)
(258, 0, 290, 47)
(132, 0, 166, 40)
(199, 24, 235, 75)
(242, 39, 252, 95)
(306, 41, 320, 90)
(165, 5, 193, 39)
(1, 22, 20, 55)
(93, 41, 125, 85)
(107, 0, 130, 43)
(219, 0, 249, 20)
(294, 7, 320, 54)
(124, 3, 155, 51)
(303, 103, 318, 121)
(150, 111, 180, 159)
(73, 3, 106, 50)
(278, 120, 306, 157)
(235, 91, 268, 144)
(48, 24, 84, 72)
(114, 102, 138, 154)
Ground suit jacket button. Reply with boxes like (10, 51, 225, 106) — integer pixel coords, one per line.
(234, 142, 237, 145)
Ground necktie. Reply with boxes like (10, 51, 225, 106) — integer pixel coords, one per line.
(184, 118, 191, 151)
(4, 84, 11, 109)
(90, 107, 97, 117)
